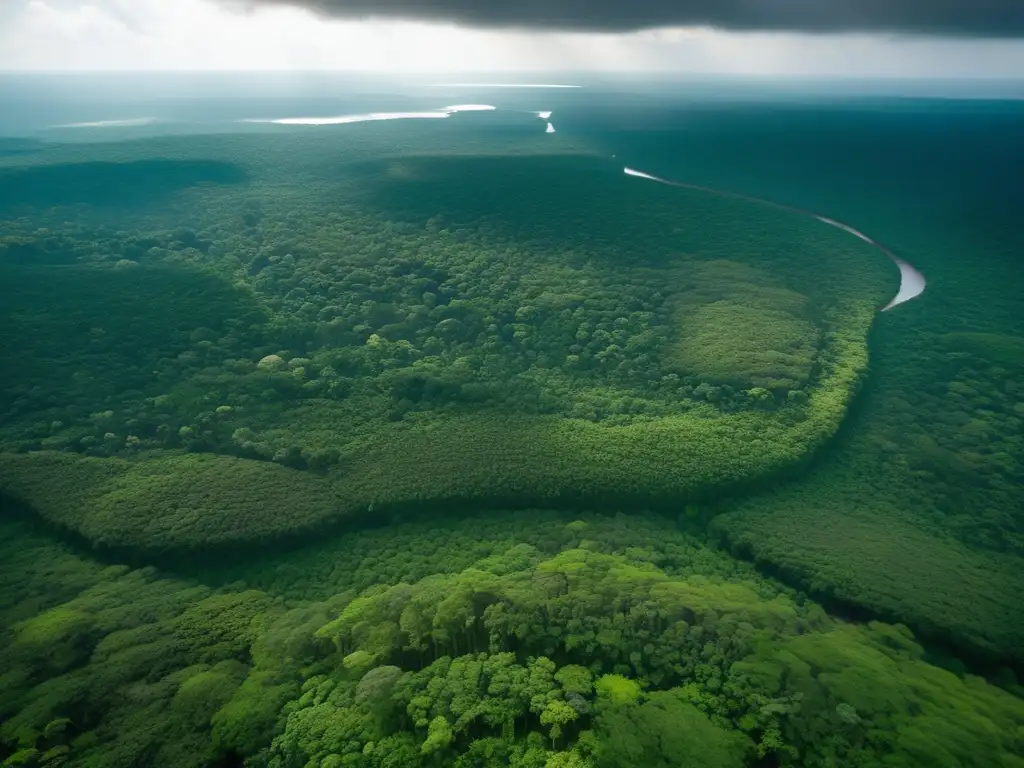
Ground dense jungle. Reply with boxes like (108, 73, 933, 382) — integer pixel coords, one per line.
(1, 91, 1022, 768)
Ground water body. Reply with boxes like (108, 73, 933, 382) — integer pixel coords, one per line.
(530, 111, 556, 131)
(242, 104, 497, 126)
(814, 217, 926, 310)
(240, 104, 564, 137)
(51, 118, 157, 129)
(624, 167, 926, 311)
(878, 257, 927, 311)
(427, 83, 581, 89)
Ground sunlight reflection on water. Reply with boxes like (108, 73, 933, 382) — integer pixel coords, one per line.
(50, 118, 157, 128)
(242, 104, 498, 125)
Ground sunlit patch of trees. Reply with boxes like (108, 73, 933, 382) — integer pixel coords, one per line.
(2, 512, 1021, 768)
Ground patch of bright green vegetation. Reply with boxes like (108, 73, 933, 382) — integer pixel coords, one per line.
(668, 261, 820, 391)
(2, 512, 1022, 768)
(0, 451, 343, 553)
(0, 128, 892, 552)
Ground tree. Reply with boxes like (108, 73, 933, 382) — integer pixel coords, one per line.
(420, 716, 453, 756)
(544, 749, 592, 768)
(554, 666, 593, 697)
(593, 676, 641, 708)
(539, 700, 578, 747)
(591, 691, 751, 768)
(357, 666, 405, 730)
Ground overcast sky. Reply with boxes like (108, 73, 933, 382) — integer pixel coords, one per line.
(1, 0, 1023, 76)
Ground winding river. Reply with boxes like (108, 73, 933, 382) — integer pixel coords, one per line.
(227, 104, 925, 312)
(624, 167, 926, 311)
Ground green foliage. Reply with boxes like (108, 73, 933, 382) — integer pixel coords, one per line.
(11, 608, 97, 675)
(593, 676, 641, 707)
(554, 666, 593, 697)
(0, 260, 265, 448)
(589, 692, 751, 767)
(0, 527, 270, 767)
(210, 670, 301, 757)
(3, 510, 1024, 768)
(731, 623, 1024, 767)
(171, 661, 248, 729)
(668, 261, 819, 392)
(421, 716, 454, 755)
(939, 332, 1024, 370)
(710, 270, 1024, 664)
(0, 451, 343, 553)
(712, 489, 1024, 663)
(0, 159, 244, 212)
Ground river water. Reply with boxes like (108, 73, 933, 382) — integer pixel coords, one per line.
(625, 167, 926, 311)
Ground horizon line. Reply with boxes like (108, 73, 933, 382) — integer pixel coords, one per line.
(1, 70, 1023, 82)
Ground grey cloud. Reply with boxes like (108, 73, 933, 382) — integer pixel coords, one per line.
(231, 0, 1024, 36)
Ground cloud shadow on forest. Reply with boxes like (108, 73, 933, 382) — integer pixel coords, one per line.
(0, 263, 267, 406)
(0, 159, 247, 212)
(347, 152, 695, 267)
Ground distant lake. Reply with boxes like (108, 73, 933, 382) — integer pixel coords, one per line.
(2, 72, 1022, 136)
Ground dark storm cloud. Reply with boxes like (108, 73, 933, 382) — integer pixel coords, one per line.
(233, 0, 1024, 36)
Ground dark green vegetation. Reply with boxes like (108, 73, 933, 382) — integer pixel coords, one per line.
(581, 103, 1024, 668)
(1, 99, 1023, 768)
(3, 512, 1023, 768)
(0, 160, 246, 210)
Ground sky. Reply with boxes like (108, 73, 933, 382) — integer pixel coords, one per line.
(1, 0, 1023, 77)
